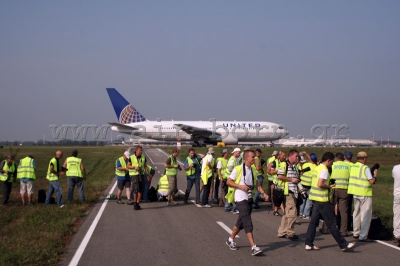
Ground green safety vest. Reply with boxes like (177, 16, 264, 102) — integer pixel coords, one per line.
(331, 161, 350, 189)
(66, 157, 83, 177)
(115, 157, 128, 176)
(129, 155, 146, 176)
(165, 155, 178, 176)
(46, 157, 59, 181)
(348, 162, 372, 196)
(201, 155, 215, 184)
(0, 160, 16, 182)
(217, 157, 228, 179)
(254, 156, 264, 177)
(158, 175, 169, 193)
(224, 156, 238, 179)
(309, 164, 331, 202)
(225, 164, 258, 204)
(267, 156, 279, 182)
(185, 156, 200, 176)
(147, 165, 154, 176)
(300, 162, 316, 187)
(276, 161, 290, 196)
(17, 157, 36, 180)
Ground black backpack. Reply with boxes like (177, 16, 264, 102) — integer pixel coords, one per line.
(368, 216, 391, 240)
(38, 189, 46, 203)
(148, 186, 157, 202)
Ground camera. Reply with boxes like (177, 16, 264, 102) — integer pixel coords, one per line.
(61, 167, 68, 172)
(329, 178, 336, 185)
(299, 166, 311, 175)
(247, 186, 253, 203)
(297, 182, 308, 199)
(177, 165, 182, 171)
(370, 163, 379, 183)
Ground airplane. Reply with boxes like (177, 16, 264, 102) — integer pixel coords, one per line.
(106, 88, 288, 146)
(280, 138, 326, 147)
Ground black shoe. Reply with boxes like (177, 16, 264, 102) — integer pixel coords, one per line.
(133, 203, 139, 210)
(273, 211, 281, 216)
(287, 234, 299, 240)
(353, 235, 359, 239)
(117, 200, 124, 204)
(253, 205, 260, 209)
(126, 200, 133, 205)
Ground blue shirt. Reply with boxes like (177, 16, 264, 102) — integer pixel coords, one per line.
(116, 159, 130, 181)
(184, 155, 202, 179)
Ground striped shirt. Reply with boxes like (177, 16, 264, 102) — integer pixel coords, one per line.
(277, 162, 298, 194)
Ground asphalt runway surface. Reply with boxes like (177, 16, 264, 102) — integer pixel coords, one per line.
(60, 148, 399, 266)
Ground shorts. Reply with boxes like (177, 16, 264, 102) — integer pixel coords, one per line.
(20, 181, 34, 194)
(273, 189, 284, 207)
(235, 200, 254, 234)
(130, 175, 143, 194)
(117, 179, 131, 190)
(167, 175, 177, 195)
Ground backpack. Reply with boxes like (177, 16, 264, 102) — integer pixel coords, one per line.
(368, 216, 391, 240)
(38, 189, 46, 203)
(148, 186, 157, 202)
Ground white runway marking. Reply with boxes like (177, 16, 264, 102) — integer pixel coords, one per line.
(216, 221, 239, 238)
(190, 200, 202, 207)
(69, 181, 118, 266)
(376, 240, 400, 251)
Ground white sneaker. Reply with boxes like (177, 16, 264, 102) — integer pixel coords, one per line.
(59, 205, 65, 208)
(305, 245, 320, 251)
(232, 210, 239, 214)
(252, 246, 262, 256)
(226, 238, 237, 250)
(342, 242, 356, 251)
(202, 204, 212, 208)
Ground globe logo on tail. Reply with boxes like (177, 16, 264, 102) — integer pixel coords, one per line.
(119, 104, 146, 124)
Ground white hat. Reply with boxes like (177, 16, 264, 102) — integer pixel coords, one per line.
(272, 150, 278, 156)
(208, 147, 215, 154)
(232, 148, 241, 153)
(123, 151, 130, 157)
(299, 155, 306, 163)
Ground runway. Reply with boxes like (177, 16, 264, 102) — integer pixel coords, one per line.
(59, 148, 400, 266)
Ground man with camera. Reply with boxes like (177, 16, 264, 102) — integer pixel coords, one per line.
(128, 145, 149, 210)
(225, 150, 269, 256)
(183, 148, 204, 205)
(164, 148, 180, 206)
(305, 152, 356, 251)
(224, 147, 241, 212)
(64, 149, 87, 203)
(277, 149, 300, 240)
(348, 151, 377, 242)
(268, 151, 286, 216)
(200, 147, 215, 208)
(45, 150, 66, 208)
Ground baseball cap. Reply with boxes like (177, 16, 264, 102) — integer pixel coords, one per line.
(344, 151, 353, 158)
(123, 151, 130, 157)
(232, 148, 241, 153)
(272, 151, 278, 156)
(208, 147, 215, 154)
(255, 148, 262, 153)
(299, 156, 306, 163)
(310, 154, 318, 161)
(244, 146, 251, 151)
(221, 149, 228, 155)
(357, 151, 368, 158)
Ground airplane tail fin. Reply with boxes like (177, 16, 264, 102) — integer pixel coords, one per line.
(106, 88, 147, 124)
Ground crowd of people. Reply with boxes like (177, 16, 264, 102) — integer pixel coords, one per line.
(2, 145, 400, 255)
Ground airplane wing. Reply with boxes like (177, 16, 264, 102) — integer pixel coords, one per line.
(108, 122, 144, 134)
(174, 123, 221, 139)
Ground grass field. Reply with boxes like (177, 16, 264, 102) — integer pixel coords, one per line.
(0, 145, 398, 265)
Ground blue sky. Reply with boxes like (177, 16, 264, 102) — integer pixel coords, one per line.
(1, 1, 399, 142)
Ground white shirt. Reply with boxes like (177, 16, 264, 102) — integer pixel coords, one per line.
(230, 165, 254, 202)
(393, 164, 400, 196)
(319, 169, 329, 184)
(201, 154, 213, 175)
(217, 160, 222, 169)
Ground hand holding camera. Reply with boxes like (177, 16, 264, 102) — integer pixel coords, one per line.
(177, 165, 182, 171)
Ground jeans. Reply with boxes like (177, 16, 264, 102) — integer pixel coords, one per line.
(201, 176, 212, 205)
(305, 201, 348, 249)
(45, 180, 63, 206)
(68, 177, 85, 202)
(253, 176, 263, 207)
(142, 174, 149, 200)
(1, 181, 12, 204)
(213, 177, 220, 200)
(298, 187, 313, 216)
(184, 177, 200, 203)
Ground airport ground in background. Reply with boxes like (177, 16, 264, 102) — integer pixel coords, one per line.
(0, 146, 398, 266)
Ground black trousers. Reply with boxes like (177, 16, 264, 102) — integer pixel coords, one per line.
(1, 181, 12, 204)
(201, 176, 212, 205)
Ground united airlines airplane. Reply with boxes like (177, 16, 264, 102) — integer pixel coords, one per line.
(106, 88, 288, 146)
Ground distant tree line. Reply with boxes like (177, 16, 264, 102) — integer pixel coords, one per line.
(0, 140, 107, 146)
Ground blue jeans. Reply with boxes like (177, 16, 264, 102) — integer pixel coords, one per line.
(183, 177, 200, 203)
(298, 187, 313, 216)
(68, 177, 85, 202)
(253, 176, 263, 207)
(45, 180, 63, 206)
(142, 175, 149, 200)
